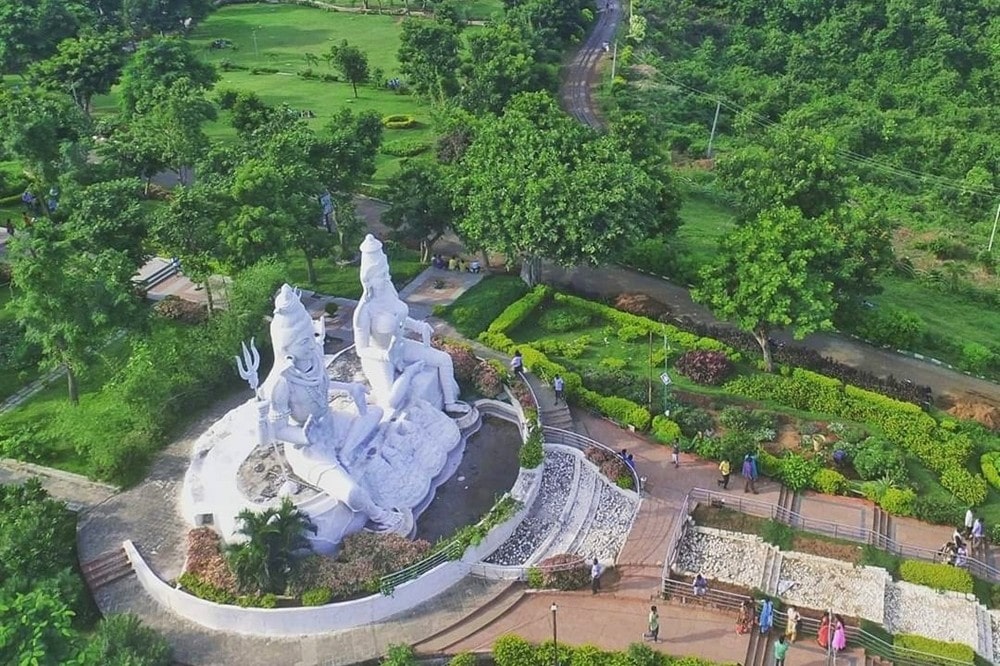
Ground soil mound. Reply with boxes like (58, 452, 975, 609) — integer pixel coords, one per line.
(947, 401, 1000, 431)
(613, 292, 672, 322)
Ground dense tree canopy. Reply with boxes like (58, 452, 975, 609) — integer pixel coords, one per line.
(454, 93, 669, 286)
(28, 30, 127, 114)
(118, 36, 217, 114)
(0, 0, 87, 74)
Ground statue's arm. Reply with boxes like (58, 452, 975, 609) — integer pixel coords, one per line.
(404, 316, 433, 345)
(329, 380, 369, 415)
(267, 378, 308, 447)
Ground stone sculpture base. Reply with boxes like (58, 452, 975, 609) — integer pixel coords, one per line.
(181, 397, 467, 554)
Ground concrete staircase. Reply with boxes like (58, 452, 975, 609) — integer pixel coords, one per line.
(539, 403, 573, 429)
(81, 547, 134, 592)
(870, 505, 893, 550)
(538, 457, 600, 560)
(743, 629, 772, 666)
(974, 603, 995, 664)
(776, 485, 796, 525)
(759, 547, 783, 596)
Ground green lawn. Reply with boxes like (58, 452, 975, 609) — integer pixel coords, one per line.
(438, 275, 529, 337)
(675, 192, 736, 266)
(281, 246, 425, 299)
(318, 0, 504, 20)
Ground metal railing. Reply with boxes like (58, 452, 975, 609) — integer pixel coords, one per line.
(661, 579, 974, 666)
(542, 425, 642, 494)
(687, 488, 1000, 583)
(379, 539, 462, 595)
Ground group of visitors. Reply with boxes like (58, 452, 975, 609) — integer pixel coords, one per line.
(817, 613, 847, 653)
(431, 254, 482, 273)
(735, 599, 845, 662)
(939, 508, 985, 566)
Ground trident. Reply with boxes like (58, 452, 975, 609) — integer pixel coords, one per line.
(235, 338, 293, 488)
(235, 338, 261, 400)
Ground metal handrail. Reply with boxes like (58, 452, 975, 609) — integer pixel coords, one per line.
(379, 539, 462, 595)
(542, 425, 643, 493)
(660, 579, 973, 666)
(687, 488, 1000, 582)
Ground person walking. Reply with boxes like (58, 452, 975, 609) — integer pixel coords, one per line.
(742, 454, 758, 494)
(773, 636, 789, 666)
(785, 607, 801, 643)
(672, 441, 681, 468)
(736, 599, 753, 635)
(645, 605, 660, 642)
(553, 374, 564, 403)
(832, 615, 847, 652)
(590, 558, 602, 594)
(971, 517, 984, 553)
(718, 459, 731, 489)
(510, 350, 525, 379)
(965, 506, 975, 534)
(759, 598, 774, 634)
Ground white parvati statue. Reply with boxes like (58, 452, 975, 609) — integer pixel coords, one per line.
(260, 284, 406, 534)
(353, 234, 469, 415)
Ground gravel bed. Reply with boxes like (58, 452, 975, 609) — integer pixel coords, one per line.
(573, 481, 639, 562)
(777, 552, 888, 622)
(675, 527, 768, 589)
(484, 450, 574, 565)
(884, 581, 980, 651)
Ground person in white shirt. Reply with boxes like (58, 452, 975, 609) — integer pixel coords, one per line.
(590, 558, 602, 594)
(965, 507, 975, 533)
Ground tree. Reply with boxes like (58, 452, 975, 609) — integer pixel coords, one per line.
(397, 19, 460, 100)
(131, 77, 217, 184)
(460, 22, 548, 115)
(60, 178, 148, 268)
(28, 30, 126, 114)
(118, 0, 214, 35)
(327, 40, 369, 98)
(693, 206, 840, 372)
(0, 87, 89, 186)
(76, 614, 172, 666)
(383, 159, 457, 262)
(227, 497, 315, 595)
(9, 220, 142, 403)
(0, 0, 86, 75)
(150, 184, 226, 311)
(118, 36, 217, 114)
(0, 582, 79, 666)
(453, 93, 663, 286)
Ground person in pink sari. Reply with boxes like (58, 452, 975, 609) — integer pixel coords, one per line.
(832, 616, 847, 651)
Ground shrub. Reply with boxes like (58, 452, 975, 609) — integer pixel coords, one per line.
(898, 560, 973, 594)
(535, 554, 591, 590)
(519, 419, 544, 468)
(473, 359, 504, 398)
(384, 644, 417, 666)
(849, 437, 908, 485)
(600, 458, 627, 483)
(539, 306, 591, 332)
(671, 405, 714, 437)
(493, 635, 539, 666)
(177, 572, 235, 604)
(981, 452, 1000, 490)
(878, 487, 916, 516)
(853, 306, 924, 350)
(380, 138, 431, 157)
(442, 277, 529, 338)
(859, 546, 901, 576)
(719, 407, 772, 434)
(526, 566, 544, 588)
(434, 338, 479, 384)
(912, 495, 965, 526)
(249, 66, 279, 74)
(650, 415, 682, 444)
(300, 587, 332, 606)
(483, 285, 551, 336)
(893, 635, 975, 663)
(959, 342, 994, 374)
(760, 520, 793, 550)
(382, 113, 416, 129)
(812, 468, 848, 495)
(939, 467, 987, 506)
(324, 302, 339, 316)
(80, 613, 173, 666)
(675, 350, 733, 385)
(777, 453, 820, 491)
(448, 653, 478, 666)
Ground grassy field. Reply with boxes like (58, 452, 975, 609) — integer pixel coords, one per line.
(675, 192, 735, 267)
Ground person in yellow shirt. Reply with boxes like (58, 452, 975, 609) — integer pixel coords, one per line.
(718, 459, 731, 489)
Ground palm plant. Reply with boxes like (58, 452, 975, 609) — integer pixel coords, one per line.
(227, 497, 316, 594)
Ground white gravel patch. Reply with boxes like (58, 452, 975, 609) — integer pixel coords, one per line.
(675, 526, 768, 588)
(485, 450, 574, 565)
(885, 581, 980, 652)
(777, 551, 888, 623)
(573, 480, 639, 562)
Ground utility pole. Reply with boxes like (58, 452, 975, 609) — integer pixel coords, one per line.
(988, 200, 1000, 252)
(610, 41, 618, 80)
(706, 100, 722, 158)
(550, 603, 558, 666)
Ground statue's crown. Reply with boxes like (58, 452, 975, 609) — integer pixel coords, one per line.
(360, 234, 390, 285)
(271, 284, 314, 352)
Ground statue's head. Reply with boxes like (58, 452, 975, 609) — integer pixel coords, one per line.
(359, 234, 391, 293)
(271, 284, 320, 364)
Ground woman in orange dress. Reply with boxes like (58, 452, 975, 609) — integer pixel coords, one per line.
(817, 614, 831, 649)
(735, 599, 753, 635)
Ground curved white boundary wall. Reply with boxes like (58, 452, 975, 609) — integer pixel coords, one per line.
(125, 399, 542, 637)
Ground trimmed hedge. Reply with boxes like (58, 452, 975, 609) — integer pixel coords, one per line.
(894, 634, 975, 664)
(382, 113, 416, 129)
(812, 468, 848, 495)
(651, 415, 682, 444)
(898, 560, 973, 594)
(553, 292, 740, 361)
(981, 452, 1000, 490)
(724, 369, 988, 508)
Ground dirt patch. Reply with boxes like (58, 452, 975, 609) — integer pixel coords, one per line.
(612, 292, 672, 321)
(946, 401, 1000, 431)
(774, 423, 802, 451)
(790, 534, 863, 564)
(692, 504, 768, 535)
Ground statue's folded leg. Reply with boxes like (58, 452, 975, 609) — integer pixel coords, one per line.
(313, 465, 406, 533)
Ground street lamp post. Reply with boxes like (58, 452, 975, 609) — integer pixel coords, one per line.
(551, 602, 558, 666)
